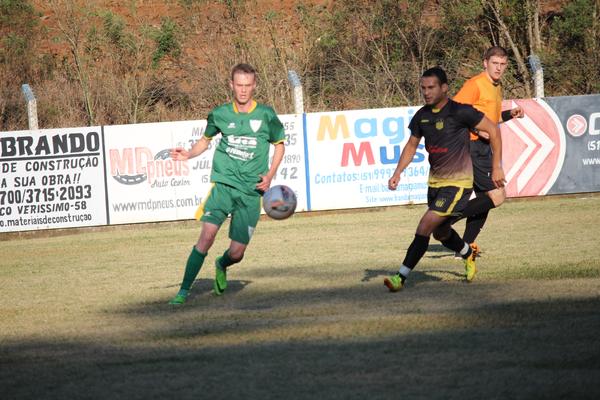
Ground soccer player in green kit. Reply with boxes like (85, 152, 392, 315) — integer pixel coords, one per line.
(169, 63, 285, 304)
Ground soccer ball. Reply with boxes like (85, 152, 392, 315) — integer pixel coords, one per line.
(263, 185, 297, 220)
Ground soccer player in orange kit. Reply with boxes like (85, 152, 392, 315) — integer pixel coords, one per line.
(452, 46, 524, 256)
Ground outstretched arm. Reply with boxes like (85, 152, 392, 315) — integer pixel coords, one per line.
(170, 136, 211, 161)
(388, 135, 420, 190)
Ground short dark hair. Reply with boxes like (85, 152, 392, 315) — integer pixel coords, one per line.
(421, 67, 448, 85)
(484, 46, 508, 60)
(231, 63, 257, 81)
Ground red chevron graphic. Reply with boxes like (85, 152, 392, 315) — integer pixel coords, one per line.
(501, 99, 565, 197)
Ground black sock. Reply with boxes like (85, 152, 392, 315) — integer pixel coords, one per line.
(461, 195, 495, 219)
(402, 234, 430, 271)
(441, 229, 471, 257)
(463, 211, 489, 244)
(218, 249, 236, 269)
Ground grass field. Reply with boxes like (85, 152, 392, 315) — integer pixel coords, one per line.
(2, 195, 600, 399)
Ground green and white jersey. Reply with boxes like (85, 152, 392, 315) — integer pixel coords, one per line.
(204, 100, 285, 195)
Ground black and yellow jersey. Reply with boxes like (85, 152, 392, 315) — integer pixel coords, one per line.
(409, 99, 484, 188)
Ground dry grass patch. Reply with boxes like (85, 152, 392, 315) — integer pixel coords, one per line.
(2, 195, 600, 399)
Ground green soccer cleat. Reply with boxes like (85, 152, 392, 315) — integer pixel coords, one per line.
(384, 274, 404, 292)
(169, 293, 187, 305)
(213, 257, 227, 296)
(464, 252, 477, 283)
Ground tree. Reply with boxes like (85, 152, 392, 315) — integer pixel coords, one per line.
(545, 0, 600, 94)
(0, 0, 42, 129)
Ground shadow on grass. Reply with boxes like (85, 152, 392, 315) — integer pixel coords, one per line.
(2, 294, 600, 400)
(184, 278, 251, 298)
(427, 243, 452, 253)
(361, 269, 443, 284)
(153, 278, 253, 301)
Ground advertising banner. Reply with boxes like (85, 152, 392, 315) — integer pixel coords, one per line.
(269, 114, 307, 212)
(104, 120, 210, 224)
(2, 93, 600, 233)
(104, 114, 306, 225)
(501, 98, 566, 197)
(501, 94, 600, 197)
(543, 94, 600, 194)
(304, 107, 427, 211)
(0, 127, 107, 232)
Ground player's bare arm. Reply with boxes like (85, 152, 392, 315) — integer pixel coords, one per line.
(475, 116, 505, 187)
(389, 135, 420, 190)
(170, 136, 211, 161)
(257, 142, 285, 192)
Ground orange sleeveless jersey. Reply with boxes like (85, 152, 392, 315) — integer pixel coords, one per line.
(453, 71, 502, 141)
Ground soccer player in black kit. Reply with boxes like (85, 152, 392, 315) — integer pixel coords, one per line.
(384, 67, 505, 291)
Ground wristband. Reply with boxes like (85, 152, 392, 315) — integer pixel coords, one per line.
(501, 110, 513, 122)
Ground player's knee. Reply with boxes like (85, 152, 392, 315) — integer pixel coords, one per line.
(415, 227, 433, 238)
(488, 188, 506, 207)
(228, 249, 245, 263)
(196, 237, 215, 253)
(432, 229, 450, 242)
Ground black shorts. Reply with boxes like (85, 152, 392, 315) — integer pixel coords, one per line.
(471, 139, 496, 193)
(427, 185, 473, 217)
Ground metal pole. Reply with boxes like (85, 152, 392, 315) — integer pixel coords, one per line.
(527, 54, 544, 98)
(21, 84, 39, 130)
(287, 70, 304, 114)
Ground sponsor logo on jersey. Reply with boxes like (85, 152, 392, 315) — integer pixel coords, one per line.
(426, 145, 448, 154)
(228, 122, 236, 129)
(226, 147, 254, 161)
(227, 136, 258, 148)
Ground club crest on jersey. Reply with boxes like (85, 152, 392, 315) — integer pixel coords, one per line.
(435, 119, 444, 130)
(250, 119, 262, 132)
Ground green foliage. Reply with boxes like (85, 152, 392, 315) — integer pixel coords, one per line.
(99, 10, 137, 59)
(551, 0, 596, 50)
(440, 0, 485, 56)
(264, 10, 277, 22)
(178, 0, 207, 7)
(0, 0, 38, 64)
(544, 0, 600, 94)
(1, 1, 598, 130)
(102, 11, 126, 48)
(0, 0, 37, 31)
(151, 17, 181, 67)
(0, 32, 27, 61)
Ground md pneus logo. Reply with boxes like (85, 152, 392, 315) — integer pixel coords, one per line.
(109, 148, 189, 186)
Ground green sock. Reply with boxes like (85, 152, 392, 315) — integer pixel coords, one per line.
(218, 249, 236, 269)
(180, 246, 207, 291)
